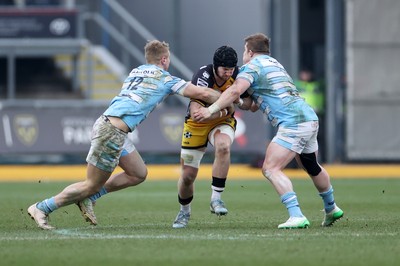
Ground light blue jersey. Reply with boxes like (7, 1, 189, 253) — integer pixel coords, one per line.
(104, 64, 189, 131)
(237, 55, 318, 128)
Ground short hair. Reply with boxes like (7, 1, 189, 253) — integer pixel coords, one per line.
(144, 40, 170, 64)
(244, 33, 270, 55)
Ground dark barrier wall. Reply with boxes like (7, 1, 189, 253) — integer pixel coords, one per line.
(0, 8, 77, 38)
(0, 105, 269, 155)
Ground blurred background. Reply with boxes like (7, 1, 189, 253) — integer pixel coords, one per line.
(0, 0, 399, 166)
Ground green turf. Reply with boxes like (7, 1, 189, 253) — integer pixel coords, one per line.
(1, 178, 399, 266)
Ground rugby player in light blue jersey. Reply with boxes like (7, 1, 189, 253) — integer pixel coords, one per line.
(193, 33, 344, 229)
(27, 40, 221, 230)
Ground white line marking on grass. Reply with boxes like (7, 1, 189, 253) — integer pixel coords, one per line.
(1, 230, 397, 242)
(54, 229, 255, 240)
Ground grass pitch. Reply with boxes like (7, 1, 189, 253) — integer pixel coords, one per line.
(1, 178, 399, 266)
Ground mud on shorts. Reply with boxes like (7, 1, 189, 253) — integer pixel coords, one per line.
(272, 121, 319, 154)
(86, 115, 127, 173)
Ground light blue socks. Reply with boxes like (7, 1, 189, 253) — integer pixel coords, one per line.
(89, 187, 108, 202)
(319, 186, 335, 213)
(281, 191, 304, 217)
(36, 187, 109, 215)
(36, 197, 58, 214)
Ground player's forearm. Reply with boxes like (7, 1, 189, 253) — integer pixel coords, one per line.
(190, 102, 228, 121)
(207, 88, 240, 115)
(183, 83, 221, 104)
(201, 87, 220, 104)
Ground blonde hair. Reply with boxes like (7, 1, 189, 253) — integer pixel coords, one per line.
(144, 40, 170, 64)
(244, 33, 270, 55)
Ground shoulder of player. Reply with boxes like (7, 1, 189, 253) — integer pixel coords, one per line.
(191, 64, 214, 87)
(194, 64, 213, 79)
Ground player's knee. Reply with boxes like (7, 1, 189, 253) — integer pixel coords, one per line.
(125, 167, 148, 184)
(180, 164, 198, 185)
(262, 168, 273, 181)
(138, 166, 148, 181)
(182, 172, 197, 185)
(135, 168, 148, 183)
(299, 153, 322, 176)
(215, 140, 231, 156)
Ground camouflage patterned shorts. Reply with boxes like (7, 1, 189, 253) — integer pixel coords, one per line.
(86, 116, 127, 172)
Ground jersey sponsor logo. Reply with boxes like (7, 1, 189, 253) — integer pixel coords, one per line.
(197, 78, 209, 87)
(130, 69, 158, 76)
(202, 71, 210, 79)
(183, 131, 192, 138)
(13, 114, 38, 147)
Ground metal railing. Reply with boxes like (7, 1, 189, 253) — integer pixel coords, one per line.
(80, 0, 192, 104)
(81, 0, 194, 80)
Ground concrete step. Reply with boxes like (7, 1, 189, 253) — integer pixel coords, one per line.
(54, 45, 126, 100)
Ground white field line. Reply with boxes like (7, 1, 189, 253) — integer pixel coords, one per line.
(1, 228, 398, 241)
